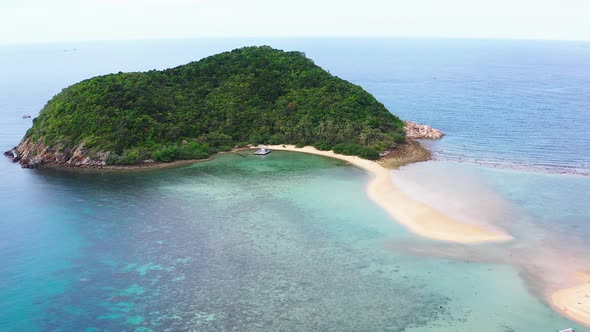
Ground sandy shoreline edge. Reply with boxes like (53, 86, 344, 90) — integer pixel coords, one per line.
(268, 145, 590, 327)
(20, 142, 587, 326)
(267, 145, 512, 244)
(551, 272, 590, 327)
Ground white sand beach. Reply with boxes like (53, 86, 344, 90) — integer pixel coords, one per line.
(269, 145, 590, 326)
(267, 145, 512, 244)
(552, 272, 590, 327)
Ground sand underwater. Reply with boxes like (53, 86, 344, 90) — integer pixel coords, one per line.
(0, 151, 587, 331)
(2, 38, 590, 331)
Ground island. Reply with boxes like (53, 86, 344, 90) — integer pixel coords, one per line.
(5, 46, 412, 168)
(3, 45, 514, 245)
(5, 46, 588, 328)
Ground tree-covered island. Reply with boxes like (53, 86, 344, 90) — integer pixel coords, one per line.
(6, 46, 409, 168)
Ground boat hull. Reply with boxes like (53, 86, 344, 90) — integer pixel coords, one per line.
(254, 151, 271, 155)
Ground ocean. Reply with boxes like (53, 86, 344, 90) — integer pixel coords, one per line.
(0, 38, 589, 331)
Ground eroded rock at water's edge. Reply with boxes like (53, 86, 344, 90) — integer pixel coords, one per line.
(5, 47, 446, 169)
(5, 139, 108, 168)
(403, 121, 444, 140)
(3, 149, 18, 162)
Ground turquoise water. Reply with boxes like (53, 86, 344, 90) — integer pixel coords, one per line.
(392, 162, 590, 302)
(1, 39, 589, 331)
(0, 152, 583, 331)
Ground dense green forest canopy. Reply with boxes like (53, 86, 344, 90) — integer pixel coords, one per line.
(26, 46, 406, 163)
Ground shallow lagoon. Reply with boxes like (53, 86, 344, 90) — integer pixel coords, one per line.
(1, 38, 589, 331)
(0, 152, 584, 331)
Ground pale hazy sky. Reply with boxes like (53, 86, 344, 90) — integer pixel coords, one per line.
(1, 0, 589, 44)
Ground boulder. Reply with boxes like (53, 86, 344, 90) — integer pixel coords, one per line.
(403, 121, 444, 140)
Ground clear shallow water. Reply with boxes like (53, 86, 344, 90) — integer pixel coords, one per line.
(0, 152, 583, 331)
(1, 39, 589, 331)
(392, 162, 590, 298)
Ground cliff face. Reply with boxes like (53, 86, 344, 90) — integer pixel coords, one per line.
(4, 139, 108, 168)
(403, 121, 444, 139)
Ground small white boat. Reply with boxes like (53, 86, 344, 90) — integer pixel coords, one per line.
(254, 147, 271, 155)
(558, 328, 576, 332)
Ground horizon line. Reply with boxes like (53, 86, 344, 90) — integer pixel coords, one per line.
(2, 35, 590, 47)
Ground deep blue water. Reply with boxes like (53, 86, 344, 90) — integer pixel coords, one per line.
(306, 39, 590, 174)
(1, 39, 589, 331)
(2, 38, 589, 173)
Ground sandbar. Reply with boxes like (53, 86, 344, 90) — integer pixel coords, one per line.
(267, 145, 512, 244)
(552, 272, 590, 327)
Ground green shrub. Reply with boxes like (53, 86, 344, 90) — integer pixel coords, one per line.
(177, 142, 211, 160)
(206, 132, 233, 147)
(313, 142, 332, 151)
(236, 141, 249, 148)
(295, 143, 305, 148)
(152, 145, 179, 162)
(392, 133, 406, 144)
(106, 143, 212, 164)
(106, 154, 120, 165)
(117, 149, 141, 165)
(248, 133, 265, 146)
(105, 147, 149, 165)
(268, 134, 283, 145)
(332, 143, 360, 155)
(332, 143, 380, 160)
(357, 147, 380, 160)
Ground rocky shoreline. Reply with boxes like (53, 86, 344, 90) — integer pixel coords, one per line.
(4, 138, 108, 169)
(403, 121, 444, 139)
(377, 139, 433, 169)
(3, 139, 216, 171)
(5, 122, 444, 170)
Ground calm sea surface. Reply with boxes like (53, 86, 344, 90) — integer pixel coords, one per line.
(1, 39, 589, 331)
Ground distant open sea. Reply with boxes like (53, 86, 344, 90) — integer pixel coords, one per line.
(1, 38, 589, 331)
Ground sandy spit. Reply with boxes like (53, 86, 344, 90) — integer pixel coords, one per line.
(552, 272, 590, 327)
(267, 145, 512, 244)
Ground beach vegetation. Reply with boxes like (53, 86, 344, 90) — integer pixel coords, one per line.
(26, 46, 405, 163)
(333, 143, 380, 160)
